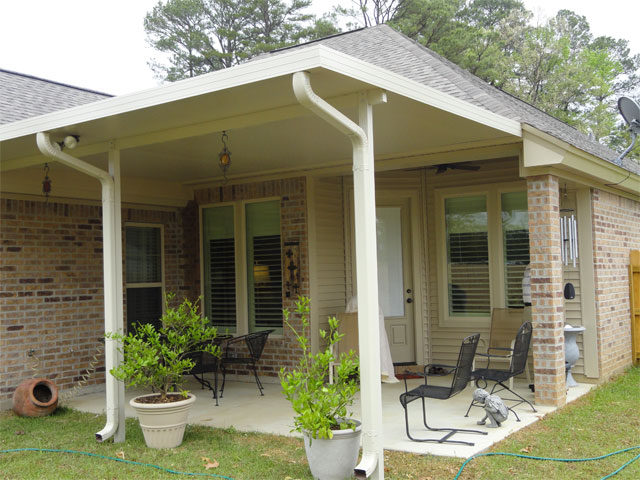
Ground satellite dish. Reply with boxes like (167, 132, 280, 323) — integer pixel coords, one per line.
(616, 97, 640, 163)
(619, 97, 640, 132)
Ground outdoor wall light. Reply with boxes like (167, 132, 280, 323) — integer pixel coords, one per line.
(218, 130, 231, 184)
(53, 135, 80, 151)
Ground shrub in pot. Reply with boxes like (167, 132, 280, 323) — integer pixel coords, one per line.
(280, 296, 360, 480)
(108, 294, 220, 448)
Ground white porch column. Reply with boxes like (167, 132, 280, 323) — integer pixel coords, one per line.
(353, 92, 384, 479)
(108, 144, 126, 443)
(291, 72, 386, 479)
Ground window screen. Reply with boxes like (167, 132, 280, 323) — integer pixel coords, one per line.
(445, 196, 490, 316)
(125, 226, 163, 332)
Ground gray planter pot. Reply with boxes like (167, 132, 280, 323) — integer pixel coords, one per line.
(303, 420, 362, 480)
(130, 393, 196, 448)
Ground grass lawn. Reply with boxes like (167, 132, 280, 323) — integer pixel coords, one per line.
(1, 367, 638, 479)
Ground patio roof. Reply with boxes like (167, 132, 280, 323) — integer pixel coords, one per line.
(0, 42, 521, 185)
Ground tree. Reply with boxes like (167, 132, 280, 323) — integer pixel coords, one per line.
(145, 0, 331, 81)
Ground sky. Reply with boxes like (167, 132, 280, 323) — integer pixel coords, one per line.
(0, 0, 638, 96)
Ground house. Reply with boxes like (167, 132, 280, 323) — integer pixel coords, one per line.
(1, 24, 639, 475)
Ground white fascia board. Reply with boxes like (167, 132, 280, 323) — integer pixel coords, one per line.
(0, 47, 323, 142)
(0, 45, 521, 142)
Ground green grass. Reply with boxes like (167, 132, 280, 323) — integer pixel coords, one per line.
(1, 367, 639, 480)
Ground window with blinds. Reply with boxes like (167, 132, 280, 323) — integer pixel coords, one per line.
(125, 226, 163, 332)
(208, 238, 236, 328)
(445, 196, 490, 316)
(246, 201, 283, 333)
(202, 206, 236, 331)
(202, 200, 283, 333)
(502, 192, 530, 307)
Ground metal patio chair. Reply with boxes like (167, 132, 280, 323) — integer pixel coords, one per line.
(187, 334, 233, 406)
(473, 308, 531, 389)
(220, 329, 274, 397)
(399, 333, 488, 445)
(465, 321, 535, 421)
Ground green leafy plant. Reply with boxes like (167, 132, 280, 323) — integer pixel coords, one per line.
(279, 296, 359, 440)
(108, 294, 219, 403)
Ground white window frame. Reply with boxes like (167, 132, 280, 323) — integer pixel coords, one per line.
(435, 182, 527, 328)
(199, 197, 283, 336)
(124, 222, 166, 320)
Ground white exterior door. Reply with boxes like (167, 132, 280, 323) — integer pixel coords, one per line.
(375, 198, 415, 364)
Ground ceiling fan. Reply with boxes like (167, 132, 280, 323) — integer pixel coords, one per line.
(429, 162, 481, 174)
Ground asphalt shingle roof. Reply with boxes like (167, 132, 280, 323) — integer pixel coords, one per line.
(266, 24, 639, 174)
(0, 69, 111, 125)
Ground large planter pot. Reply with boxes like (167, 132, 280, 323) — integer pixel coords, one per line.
(12, 378, 59, 417)
(130, 393, 196, 448)
(303, 420, 362, 480)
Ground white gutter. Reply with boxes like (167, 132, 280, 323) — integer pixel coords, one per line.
(36, 132, 123, 443)
(292, 71, 385, 479)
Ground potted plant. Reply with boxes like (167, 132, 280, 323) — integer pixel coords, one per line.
(108, 294, 220, 448)
(280, 296, 360, 480)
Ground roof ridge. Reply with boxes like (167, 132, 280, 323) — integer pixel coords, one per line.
(0, 68, 113, 97)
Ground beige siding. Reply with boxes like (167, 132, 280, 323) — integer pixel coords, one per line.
(561, 191, 585, 374)
(310, 177, 347, 341)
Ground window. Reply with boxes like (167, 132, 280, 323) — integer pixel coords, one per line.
(202, 200, 283, 334)
(125, 225, 163, 332)
(501, 192, 530, 308)
(437, 185, 529, 325)
(202, 206, 236, 330)
(445, 195, 490, 316)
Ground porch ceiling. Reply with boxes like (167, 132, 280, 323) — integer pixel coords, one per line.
(1, 46, 521, 184)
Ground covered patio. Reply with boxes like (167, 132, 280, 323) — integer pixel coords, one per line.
(66, 376, 593, 458)
(5, 25, 637, 480)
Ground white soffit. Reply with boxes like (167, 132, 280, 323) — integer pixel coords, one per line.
(0, 45, 521, 144)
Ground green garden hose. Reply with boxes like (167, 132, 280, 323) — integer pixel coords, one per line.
(453, 445, 640, 480)
(0, 448, 235, 479)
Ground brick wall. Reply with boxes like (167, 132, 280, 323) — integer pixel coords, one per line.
(193, 177, 309, 379)
(0, 198, 188, 403)
(527, 175, 566, 407)
(591, 189, 640, 378)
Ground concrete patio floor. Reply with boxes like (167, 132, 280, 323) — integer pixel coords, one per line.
(66, 376, 593, 458)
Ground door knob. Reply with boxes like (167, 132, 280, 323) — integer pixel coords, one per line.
(406, 298, 413, 304)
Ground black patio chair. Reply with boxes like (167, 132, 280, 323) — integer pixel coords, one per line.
(465, 321, 535, 421)
(187, 334, 233, 406)
(399, 333, 488, 445)
(220, 329, 274, 397)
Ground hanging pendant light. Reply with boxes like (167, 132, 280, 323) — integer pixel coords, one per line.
(218, 130, 231, 184)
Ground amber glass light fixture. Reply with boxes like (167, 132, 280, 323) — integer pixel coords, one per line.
(218, 130, 231, 184)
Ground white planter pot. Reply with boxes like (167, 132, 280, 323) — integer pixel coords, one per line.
(303, 420, 362, 480)
(130, 393, 196, 448)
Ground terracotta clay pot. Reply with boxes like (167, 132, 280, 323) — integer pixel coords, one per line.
(12, 378, 59, 417)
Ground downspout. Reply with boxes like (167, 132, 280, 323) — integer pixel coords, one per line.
(292, 71, 384, 479)
(36, 132, 123, 443)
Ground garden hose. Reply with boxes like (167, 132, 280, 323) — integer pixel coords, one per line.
(453, 445, 640, 480)
(0, 448, 235, 479)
